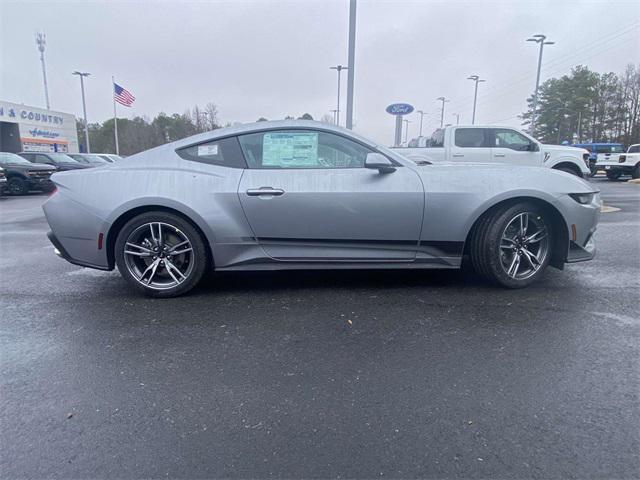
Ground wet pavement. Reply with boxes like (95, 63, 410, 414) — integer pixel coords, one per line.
(1, 177, 639, 478)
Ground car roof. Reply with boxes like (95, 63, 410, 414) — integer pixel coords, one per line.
(170, 120, 380, 150)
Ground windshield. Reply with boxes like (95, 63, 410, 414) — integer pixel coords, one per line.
(83, 154, 108, 163)
(0, 152, 32, 165)
(48, 153, 80, 163)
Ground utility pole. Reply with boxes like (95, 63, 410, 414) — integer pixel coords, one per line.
(416, 110, 426, 137)
(527, 34, 555, 133)
(437, 97, 449, 128)
(73, 71, 91, 153)
(35, 32, 50, 109)
(345, 0, 357, 129)
(330, 65, 347, 126)
(467, 75, 485, 124)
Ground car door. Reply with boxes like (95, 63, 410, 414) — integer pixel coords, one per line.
(448, 127, 492, 163)
(237, 129, 424, 261)
(490, 128, 542, 166)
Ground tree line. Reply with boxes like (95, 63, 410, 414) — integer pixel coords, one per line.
(522, 63, 640, 145)
(77, 105, 317, 156)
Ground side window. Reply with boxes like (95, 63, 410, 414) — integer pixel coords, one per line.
(454, 128, 487, 148)
(238, 130, 373, 169)
(176, 136, 246, 168)
(493, 129, 532, 151)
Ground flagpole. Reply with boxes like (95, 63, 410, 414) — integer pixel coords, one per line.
(112, 76, 120, 155)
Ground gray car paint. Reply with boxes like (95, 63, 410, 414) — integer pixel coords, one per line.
(43, 120, 600, 273)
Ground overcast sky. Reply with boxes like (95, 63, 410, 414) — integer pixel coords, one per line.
(1, 0, 639, 144)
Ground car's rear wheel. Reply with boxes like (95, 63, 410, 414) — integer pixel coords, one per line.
(606, 171, 622, 181)
(470, 203, 552, 288)
(7, 177, 28, 195)
(114, 212, 208, 297)
(632, 164, 640, 179)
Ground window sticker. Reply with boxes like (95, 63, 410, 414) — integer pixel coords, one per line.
(263, 132, 318, 167)
(197, 144, 219, 156)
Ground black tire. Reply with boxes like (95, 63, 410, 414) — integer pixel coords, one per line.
(555, 166, 581, 177)
(632, 164, 640, 180)
(7, 177, 28, 195)
(606, 171, 622, 181)
(114, 211, 209, 297)
(469, 202, 553, 288)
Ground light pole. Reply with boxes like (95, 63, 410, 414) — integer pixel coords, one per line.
(452, 113, 460, 125)
(527, 34, 554, 132)
(330, 109, 338, 124)
(467, 75, 485, 124)
(403, 119, 410, 143)
(437, 97, 449, 128)
(35, 32, 50, 109)
(345, 0, 357, 129)
(416, 110, 426, 137)
(330, 65, 348, 126)
(73, 71, 91, 153)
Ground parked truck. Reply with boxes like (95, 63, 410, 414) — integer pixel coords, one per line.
(594, 144, 640, 180)
(397, 126, 591, 178)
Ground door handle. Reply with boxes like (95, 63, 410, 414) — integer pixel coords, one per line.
(246, 187, 285, 196)
(494, 153, 506, 157)
(452, 153, 464, 158)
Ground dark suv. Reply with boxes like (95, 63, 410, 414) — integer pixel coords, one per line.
(0, 152, 56, 195)
(18, 152, 88, 171)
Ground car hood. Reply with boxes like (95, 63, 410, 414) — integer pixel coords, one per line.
(541, 144, 588, 155)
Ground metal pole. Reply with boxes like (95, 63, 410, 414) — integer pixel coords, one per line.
(527, 35, 554, 133)
(330, 65, 347, 126)
(577, 110, 581, 142)
(403, 119, 410, 143)
(472, 81, 479, 124)
(437, 97, 448, 128)
(394, 116, 403, 147)
(345, 0, 356, 130)
(36, 33, 50, 109)
(73, 72, 91, 153)
(417, 110, 425, 136)
(453, 113, 460, 125)
(112, 76, 119, 155)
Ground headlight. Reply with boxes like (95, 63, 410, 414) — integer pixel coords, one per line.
(569, 193, 595, 205)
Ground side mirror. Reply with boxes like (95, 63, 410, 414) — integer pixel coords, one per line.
(365, 153, 396, 173)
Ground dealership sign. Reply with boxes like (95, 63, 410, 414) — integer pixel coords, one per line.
(0, 105, 64, 125)
(386, 103, 414, 115)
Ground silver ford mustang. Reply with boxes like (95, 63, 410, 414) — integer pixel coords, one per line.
(43, 120, 600, 297)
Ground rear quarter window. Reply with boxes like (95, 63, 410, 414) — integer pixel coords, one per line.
(176, 136, 246, 168)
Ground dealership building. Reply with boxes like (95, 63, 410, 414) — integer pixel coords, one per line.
(0, 100, 79, 154)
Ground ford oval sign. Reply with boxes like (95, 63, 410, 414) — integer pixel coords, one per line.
(386, 103, 414, 115)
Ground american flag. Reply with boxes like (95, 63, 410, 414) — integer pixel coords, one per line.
(113, 82, 135, 107)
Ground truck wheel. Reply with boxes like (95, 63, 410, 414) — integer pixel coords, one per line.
(632, 164, 640, 180)
(469, 202, 552, 288)
(7, 177, 28, 195)
(606, 171, 622, 181)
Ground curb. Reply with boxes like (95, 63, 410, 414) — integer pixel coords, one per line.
(627, 178, 640, 184)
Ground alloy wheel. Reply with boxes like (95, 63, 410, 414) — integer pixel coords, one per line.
(123, 222, 195, 290)
(499, 212, 549, 280)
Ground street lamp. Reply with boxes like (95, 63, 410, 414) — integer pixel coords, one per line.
(527, 34, 555, 132)
(72, 71, 91, 153)
(416, 110, 426, 137)
(467, 75, 485, 124)
(452, 113, 460, 125)
(330, 65, 348, 126)
(330, 109, 338, 124)
(437, 97, 450, 128)
(36, 32, 50, 109)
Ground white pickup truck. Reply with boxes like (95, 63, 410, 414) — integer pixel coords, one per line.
(395, 125, 591, 178)
(597, 144, 640, 180)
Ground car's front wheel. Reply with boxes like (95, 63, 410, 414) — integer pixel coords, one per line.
(114, 212, 209, 297)
(470, 203, 552, 288)
(7, 177, 28, 195)
(606, 171, 622, 181)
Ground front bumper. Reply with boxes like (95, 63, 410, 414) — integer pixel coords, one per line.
(602, 164, 635, 174)
(26, 176, 54, 190)
(566, 236, 596, 263)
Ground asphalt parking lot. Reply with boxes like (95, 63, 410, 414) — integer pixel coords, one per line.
(1, 178, 639, 478)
